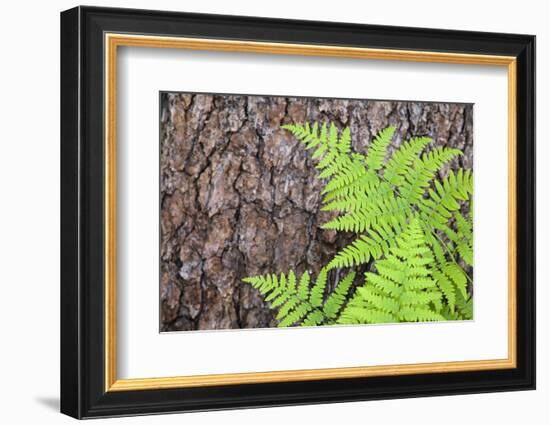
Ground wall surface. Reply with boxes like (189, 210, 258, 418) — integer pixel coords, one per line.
(0, 0, 545, 424)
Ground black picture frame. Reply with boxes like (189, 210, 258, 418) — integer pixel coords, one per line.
(61, 5, 535, 419)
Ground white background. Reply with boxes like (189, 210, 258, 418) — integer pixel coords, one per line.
(0, 0, 545, 424)
(118, 48, 508, 378)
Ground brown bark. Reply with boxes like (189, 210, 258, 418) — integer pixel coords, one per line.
(160, 93, 473, 331)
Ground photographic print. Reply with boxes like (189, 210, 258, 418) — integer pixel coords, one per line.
(61, 9, 535, 417)
(160, 93, 474, 332)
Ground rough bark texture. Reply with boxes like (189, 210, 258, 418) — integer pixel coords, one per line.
(160, 93, 473, 332)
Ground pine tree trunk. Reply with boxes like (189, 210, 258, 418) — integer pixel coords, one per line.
(160, 93, 473, 331)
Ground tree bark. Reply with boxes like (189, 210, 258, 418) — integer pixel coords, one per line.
(160, 93, 473, 331)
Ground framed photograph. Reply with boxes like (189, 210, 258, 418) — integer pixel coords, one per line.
(60, 6, 535, 419)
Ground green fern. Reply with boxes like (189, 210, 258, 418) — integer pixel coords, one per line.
(365, 126, 395, 170)
(338, 219, 444, 324)
(242, 121, 473, 326)
(242, 269, 356, 327)
(317, 133, 466, 276)
(384, 136, 432, 186)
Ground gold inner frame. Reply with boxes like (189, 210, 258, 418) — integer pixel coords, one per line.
(104, 33, 517, 392)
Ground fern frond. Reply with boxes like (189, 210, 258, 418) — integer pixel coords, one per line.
(383, 136, 432, 186)
(321, 170, 382, 205)
(337, 126, 352, 154)
(323, 272, 356, 319)
(399, 147, 462, 205)
(322, 192, 411, 233)
(455, 290, 473, 319)
(309, 268, 328, 308)
(454, 210, 474, 266)
(365, 126, 396, 170)
(442, 289, 473, 320)
(419, 169, 473, 231)
(279, 302, 312, 327)
(283, 122, 358, 182)
(242, 268, 355, 327)
(417, 168, 474, 286)
(322, 179, 392, 212)
(432, 268, 456, 312)
(321, 156, 369, 194)
(327, 220, 405, 269)
(442, 263, 468, 299)
(301, 310, 325, 327)
(337, 219, 445, 324)
(297, 271, 311, 299)
(423, 226, 471, 313)
(322, 194, 410, 233)
(242, 271, 322, 327)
